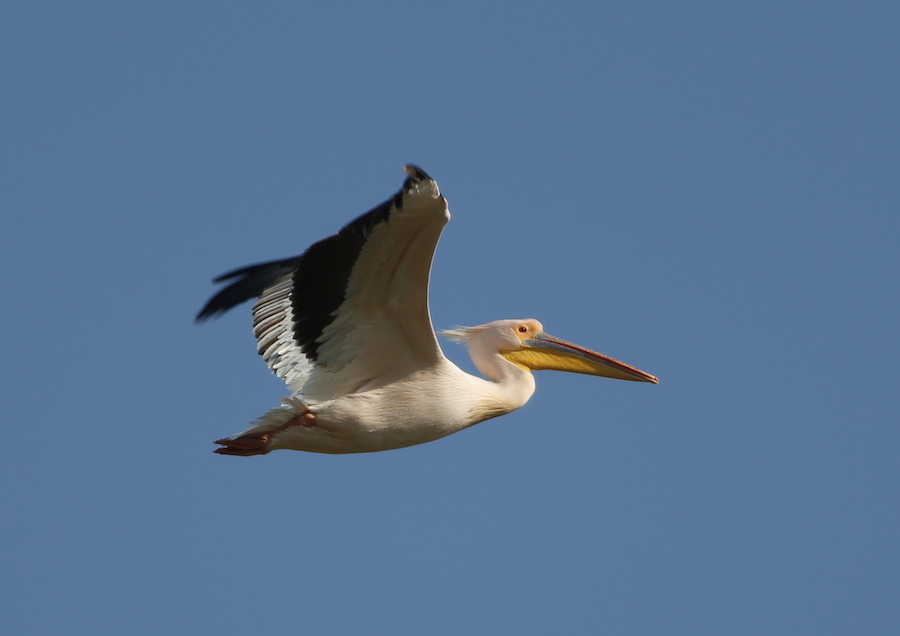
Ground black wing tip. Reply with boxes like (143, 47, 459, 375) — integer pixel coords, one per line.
(195, 256, 302, 325)
(194, 304, 223, 323)
(195, 291, 239, 323)
(403, 164, 432, 182)
(195, 276, 246, 320)
(340, 166, 427, 238)
(401, 164, 441, 199)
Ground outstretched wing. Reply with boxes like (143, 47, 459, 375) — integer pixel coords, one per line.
(197, 165, 450, 401)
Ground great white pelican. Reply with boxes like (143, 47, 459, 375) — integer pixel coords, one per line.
(197, 165, 658, 455)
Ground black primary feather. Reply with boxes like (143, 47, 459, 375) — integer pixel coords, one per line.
(195, 165, 434, 339)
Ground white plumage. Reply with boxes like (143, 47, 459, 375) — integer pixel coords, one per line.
(197, 165, 657, 455)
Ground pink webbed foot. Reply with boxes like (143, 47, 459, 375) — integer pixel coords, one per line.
(214, 412, 316, 456)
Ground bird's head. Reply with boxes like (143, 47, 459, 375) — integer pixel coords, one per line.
(443, 319, 658, 383)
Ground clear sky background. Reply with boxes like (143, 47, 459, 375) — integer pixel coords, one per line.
(2, 2, 898, 634)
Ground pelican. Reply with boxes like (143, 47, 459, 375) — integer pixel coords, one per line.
(197, 165, 658, 455)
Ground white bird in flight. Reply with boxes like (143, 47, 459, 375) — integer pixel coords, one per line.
(197, 165, 658, 455)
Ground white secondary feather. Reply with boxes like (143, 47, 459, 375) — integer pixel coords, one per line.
(252, 275, 313, 390)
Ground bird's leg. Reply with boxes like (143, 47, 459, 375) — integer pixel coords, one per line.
(214, 412, 317, 456)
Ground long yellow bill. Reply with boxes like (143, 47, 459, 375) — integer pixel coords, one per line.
(502, 332, 659, 383)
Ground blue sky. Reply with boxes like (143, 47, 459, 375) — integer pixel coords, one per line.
(2, 2, 898, 633)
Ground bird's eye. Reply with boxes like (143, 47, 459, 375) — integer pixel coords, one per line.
(518, 325, 528, 333)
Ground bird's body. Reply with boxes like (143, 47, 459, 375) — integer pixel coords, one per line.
(198, 165, 657, 455)
(246, 360, 529, 455)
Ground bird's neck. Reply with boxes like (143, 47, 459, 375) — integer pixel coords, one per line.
(469, 345, 537, 415)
